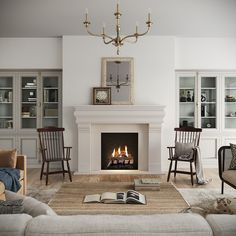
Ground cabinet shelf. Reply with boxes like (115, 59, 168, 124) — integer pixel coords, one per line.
(0, 87, 12, 90)
(22, 88, 37, 90)
(201, 117, 216, 119)
(179, 116, 194, 119)
(180, 102, 194, 104)
(21, 116, 36, 119)
(22, 102, 37, 104)
(44, 87, 58, 90)
(0, 102, 12, 104)
(43, 116, 58, 119)
(201, 87, 216, 90)
(201, 102, 216, 104)
(0, 116, 13, 118)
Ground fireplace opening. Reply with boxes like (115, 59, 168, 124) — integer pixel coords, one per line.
(101, 133, 138, 170)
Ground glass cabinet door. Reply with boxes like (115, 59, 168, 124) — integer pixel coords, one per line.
(225, 76, 236, 128)
(200, 76, 217, 129)
(42, 75, 60, 127)
(179, 76, 196, 127)
(0, 76, 13, 129)
(21, 76, 37, 129)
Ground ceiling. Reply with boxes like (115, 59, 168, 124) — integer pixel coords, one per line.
(0, 0, 236, 37)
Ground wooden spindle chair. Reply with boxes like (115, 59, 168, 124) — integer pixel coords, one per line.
(167, 127, 202, 185)
(37, 127, 72, 185)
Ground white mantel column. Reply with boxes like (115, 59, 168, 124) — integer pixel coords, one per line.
(77, 123, 92, 173)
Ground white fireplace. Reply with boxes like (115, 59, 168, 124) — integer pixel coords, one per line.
(74, 105, 165, 174)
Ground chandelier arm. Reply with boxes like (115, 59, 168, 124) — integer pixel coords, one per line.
(120, 27, 150, 43)
(102, 33, 114, 40)
(85, 27, 104, 37)
(103, 37, 115, 45)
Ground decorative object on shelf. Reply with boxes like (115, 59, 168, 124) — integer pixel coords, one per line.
(93, 87, 111, 105)
(206, 123, 212, 128)
(102, 57, 134, 104)
(201, 92, 206, 102)
(182, 120, 188, 127)
(201, 105, 206, 117)
(225, 95, 236, 102)
(83, 3, 153, 55)
(187, 91, 192, 102)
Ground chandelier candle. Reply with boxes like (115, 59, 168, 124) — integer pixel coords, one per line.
(83, 2, 153, 55)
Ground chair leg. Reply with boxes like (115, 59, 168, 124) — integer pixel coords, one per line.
(61, 161, 65, 178)
(46, 162, 50, 185)
(167, 160, 173, 182)
(190, 162, 194, 186)
(40, 161, 45, 180)
(66, 160, 72, 182)
(174, 160, 178, 177)
(221, 181, 224, 194)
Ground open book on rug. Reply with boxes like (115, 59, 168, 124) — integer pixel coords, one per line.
(84, 190, 146, 204)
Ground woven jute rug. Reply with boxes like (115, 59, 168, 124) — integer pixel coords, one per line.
(49, 182, 189, 215)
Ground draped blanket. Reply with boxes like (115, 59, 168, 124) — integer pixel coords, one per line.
(0, 168, 21, 192)
(195, 147, 209, 185)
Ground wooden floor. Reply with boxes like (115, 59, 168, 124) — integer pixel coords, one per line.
(27, 168, 223, 191)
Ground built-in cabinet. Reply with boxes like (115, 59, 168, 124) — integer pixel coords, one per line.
(0, 71, 62, 166)
(177, 71, 236, 165)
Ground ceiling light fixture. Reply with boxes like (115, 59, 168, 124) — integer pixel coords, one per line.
(83, 2, 153, 55)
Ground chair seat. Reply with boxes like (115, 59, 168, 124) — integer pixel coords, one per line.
(222, 170, 236, 186)
(173, 154, 193, 161)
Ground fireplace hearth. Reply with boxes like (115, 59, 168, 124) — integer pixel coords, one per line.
(101, 133, 138, 170)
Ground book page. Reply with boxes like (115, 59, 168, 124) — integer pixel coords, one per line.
(84, 194, 101, 203)
(126, 190, 146, 204)
(101, 192, 125, 203)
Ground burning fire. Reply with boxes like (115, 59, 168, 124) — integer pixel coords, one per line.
(112, 145, 129, 158)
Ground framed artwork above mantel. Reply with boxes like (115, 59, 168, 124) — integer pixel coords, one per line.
(101, 57, 134, 105)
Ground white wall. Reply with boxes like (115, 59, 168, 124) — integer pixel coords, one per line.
(175, 37, 236, 70)
(0, 38, 62, 69)
(62, 36, 176, 171)
(1, 36, 236, 171)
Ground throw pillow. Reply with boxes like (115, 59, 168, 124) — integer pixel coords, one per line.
(229, 143, 236, 170)
(175, 142, 194, 160)
(0, 149, 17, 168)
(0, 199, 24, 214)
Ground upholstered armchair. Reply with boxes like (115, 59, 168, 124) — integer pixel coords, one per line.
(218, 146, 236, 194)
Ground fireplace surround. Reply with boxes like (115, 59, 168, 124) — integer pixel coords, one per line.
(74, 105, 165, 174)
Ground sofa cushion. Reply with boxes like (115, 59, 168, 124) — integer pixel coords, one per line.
(5, 190, 56, 217)
(0, 149, 17, 168)
(222, 170, 236, 186)
(175, 142, 194, 160)
(0, 199, 24, 214)
(206, 214, 236, 236)
(229, 143, 236, 169)
(0, 213, 32, 236)
(25, 213, 212, 236)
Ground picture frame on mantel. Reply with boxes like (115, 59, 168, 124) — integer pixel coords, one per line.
(101, 57, 134, 105)
(93, 87, 111, 105)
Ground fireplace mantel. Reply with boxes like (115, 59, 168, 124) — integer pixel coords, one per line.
(74, 105, 165, 174)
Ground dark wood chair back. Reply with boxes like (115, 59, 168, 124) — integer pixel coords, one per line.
(37, 127, 65, 162)
(174, 127, 202, 147)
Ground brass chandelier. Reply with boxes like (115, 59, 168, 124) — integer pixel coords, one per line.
(83, 3, 153, 55)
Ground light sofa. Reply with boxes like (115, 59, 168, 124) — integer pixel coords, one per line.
(0, 191, 236, 236)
